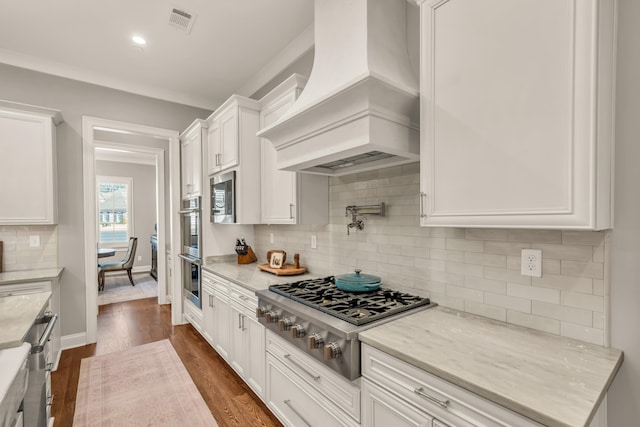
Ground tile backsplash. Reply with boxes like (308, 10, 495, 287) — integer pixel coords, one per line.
(254, 163, 609, 346)
(0, 225, 58, 271)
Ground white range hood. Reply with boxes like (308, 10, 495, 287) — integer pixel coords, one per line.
(257, 0, 419, 176)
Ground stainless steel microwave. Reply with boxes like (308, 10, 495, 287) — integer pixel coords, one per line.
(211, 170, 236, 223)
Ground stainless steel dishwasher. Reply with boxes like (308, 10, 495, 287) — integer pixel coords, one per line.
(23, 309, 57, 427)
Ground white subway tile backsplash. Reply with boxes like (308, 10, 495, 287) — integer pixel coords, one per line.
(254, 166, 608, 346)
(446, 239, 484, 253)
(465, 301, 507, 322)
(507, 230, 562, 244)
(507, 311, 561, 335)
(561, 292, 604, 313)
(561, 260, 604, 279)
(485, 293, 532, 313)
(1, 225, 58, 272)
(532, 301, 593, 327)
(561, 322, 604, 346)
(464, 253, 507, 268)
(465, 228, 508, 241)
(537, 244, 593, 261)
(507, 283, 560, 304)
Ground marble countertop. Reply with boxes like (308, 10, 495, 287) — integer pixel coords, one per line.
(359, 306, 623, 427)
(0, 291, 52, 350)
(0, 268, 63, 286)
(201, 258, 329, 292)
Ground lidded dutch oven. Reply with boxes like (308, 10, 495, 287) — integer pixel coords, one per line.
(335, 269, 381, 292)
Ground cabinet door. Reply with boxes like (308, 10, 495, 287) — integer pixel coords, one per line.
(181, 131, 202, 198)
(419, 0, 614, 229)
(229, 302, 247, 377)
(362, 378, 433, 427)
(214, 291, 230, 360)
(207, 123, 221, 175)
(219, 108, 239, 171)
(201, 288, 215, 345)
(0, 109, 57, 224)
(245, 313, 265, 397)
(260, 93, 297, 224)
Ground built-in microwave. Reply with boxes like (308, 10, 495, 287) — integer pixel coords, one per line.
(211, 170, 236, 223)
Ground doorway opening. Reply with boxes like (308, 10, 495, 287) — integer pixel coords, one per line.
(82, 117, 183, 344)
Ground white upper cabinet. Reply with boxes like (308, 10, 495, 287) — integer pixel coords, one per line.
(180, 119, 207, 199)
(0, 102, 62, 225)
(259, 75, 329, 225)
(207, 95, 260, 176)
(418, 0, 616, 229)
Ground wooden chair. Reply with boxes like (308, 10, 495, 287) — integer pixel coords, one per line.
(98, 237, 138, 291)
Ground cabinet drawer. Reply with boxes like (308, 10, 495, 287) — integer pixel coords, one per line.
(266, 353, 358, 427)
(229, 284, 257, 311)
(362, 344, 542, 427)
(267, 331, 360, 422)
(183, 299, 203, 332)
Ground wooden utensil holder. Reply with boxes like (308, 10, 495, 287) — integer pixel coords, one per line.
(238, 246, 257, 264)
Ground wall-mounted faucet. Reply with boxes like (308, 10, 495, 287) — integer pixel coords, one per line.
(345, 203, 385, 235)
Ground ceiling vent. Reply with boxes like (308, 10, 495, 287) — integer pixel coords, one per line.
(168, 7, 196, 33)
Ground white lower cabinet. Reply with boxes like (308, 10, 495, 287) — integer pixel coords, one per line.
(362, 377, 433, 427)
(183, 298, 203, 334)
(265, 331, 360, 427)
(229, 285, 265, 397)
(200, 269, 264, 397)
(362, 344, 543, 427)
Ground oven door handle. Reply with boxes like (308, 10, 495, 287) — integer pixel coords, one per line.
(31, 313, 58, 354)
(178, 254, 202, 265)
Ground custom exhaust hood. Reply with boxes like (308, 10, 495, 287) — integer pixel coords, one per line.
(257, 0, 419, 176)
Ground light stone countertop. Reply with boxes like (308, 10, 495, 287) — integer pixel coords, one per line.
(201, 258, 330, 292)
(0, 291, 52, 350)
(0, 268, 64, 286)
(359, 306, 623, 427)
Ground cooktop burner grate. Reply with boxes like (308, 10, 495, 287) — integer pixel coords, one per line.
(269, 276, 431, 326)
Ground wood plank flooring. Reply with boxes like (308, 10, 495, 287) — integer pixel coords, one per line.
(51, 297, 282, 427)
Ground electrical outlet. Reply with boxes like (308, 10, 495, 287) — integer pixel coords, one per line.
(521, 249, 542, 277)
(29, 235, 40, 248)
(311, 235, 317, 249)
(269, 233, 274, 244)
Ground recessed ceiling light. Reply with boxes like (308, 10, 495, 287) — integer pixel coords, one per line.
(132, 35, 146, 45)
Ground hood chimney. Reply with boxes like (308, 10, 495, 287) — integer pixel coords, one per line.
(257, 0, 419, 176)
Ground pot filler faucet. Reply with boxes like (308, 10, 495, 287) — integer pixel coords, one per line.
(345, 203, 385, 235)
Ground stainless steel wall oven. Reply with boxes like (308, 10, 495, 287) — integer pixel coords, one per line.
(179, 196, 202, 308)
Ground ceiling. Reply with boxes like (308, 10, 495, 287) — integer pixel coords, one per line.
(0, 0, 314, 110)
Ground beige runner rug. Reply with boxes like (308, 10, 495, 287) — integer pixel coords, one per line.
(73, 340, 218, 426)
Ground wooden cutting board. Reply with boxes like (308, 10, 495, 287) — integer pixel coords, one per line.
(258, 263, 307, 276)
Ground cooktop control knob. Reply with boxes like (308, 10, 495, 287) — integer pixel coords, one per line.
(290, 324, 306, 339)
(255, 306, 267, 318)
(278, 318, 292, 331)
(324, 342, 342, 361)
(265, 311, 279, 324)
(307, 333, 324, 350)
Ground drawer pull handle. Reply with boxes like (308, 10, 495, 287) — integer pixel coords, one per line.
(283, 354, 320, 380)
(414, 387, 450, 408)
(283, 399, 311, 427)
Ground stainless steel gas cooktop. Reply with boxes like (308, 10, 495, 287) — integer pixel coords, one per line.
(268, 276, 432, 326)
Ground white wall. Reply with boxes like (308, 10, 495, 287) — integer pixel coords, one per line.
(0, 63, 210, 337)
(95, 160, 156, 268)
(608, 0, 640, 424)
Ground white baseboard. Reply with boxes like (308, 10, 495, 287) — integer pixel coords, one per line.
(61, 332, 88, 350)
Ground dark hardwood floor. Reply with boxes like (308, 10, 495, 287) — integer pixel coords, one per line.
(51, 297, 282, 427)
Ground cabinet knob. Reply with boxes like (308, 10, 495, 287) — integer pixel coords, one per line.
(290, 324, 306, 339)
(265, 311, 279, 324)
(324, 342, 342, 361)
(278, 318, 292, 331)
(307, 333, 324, 350)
